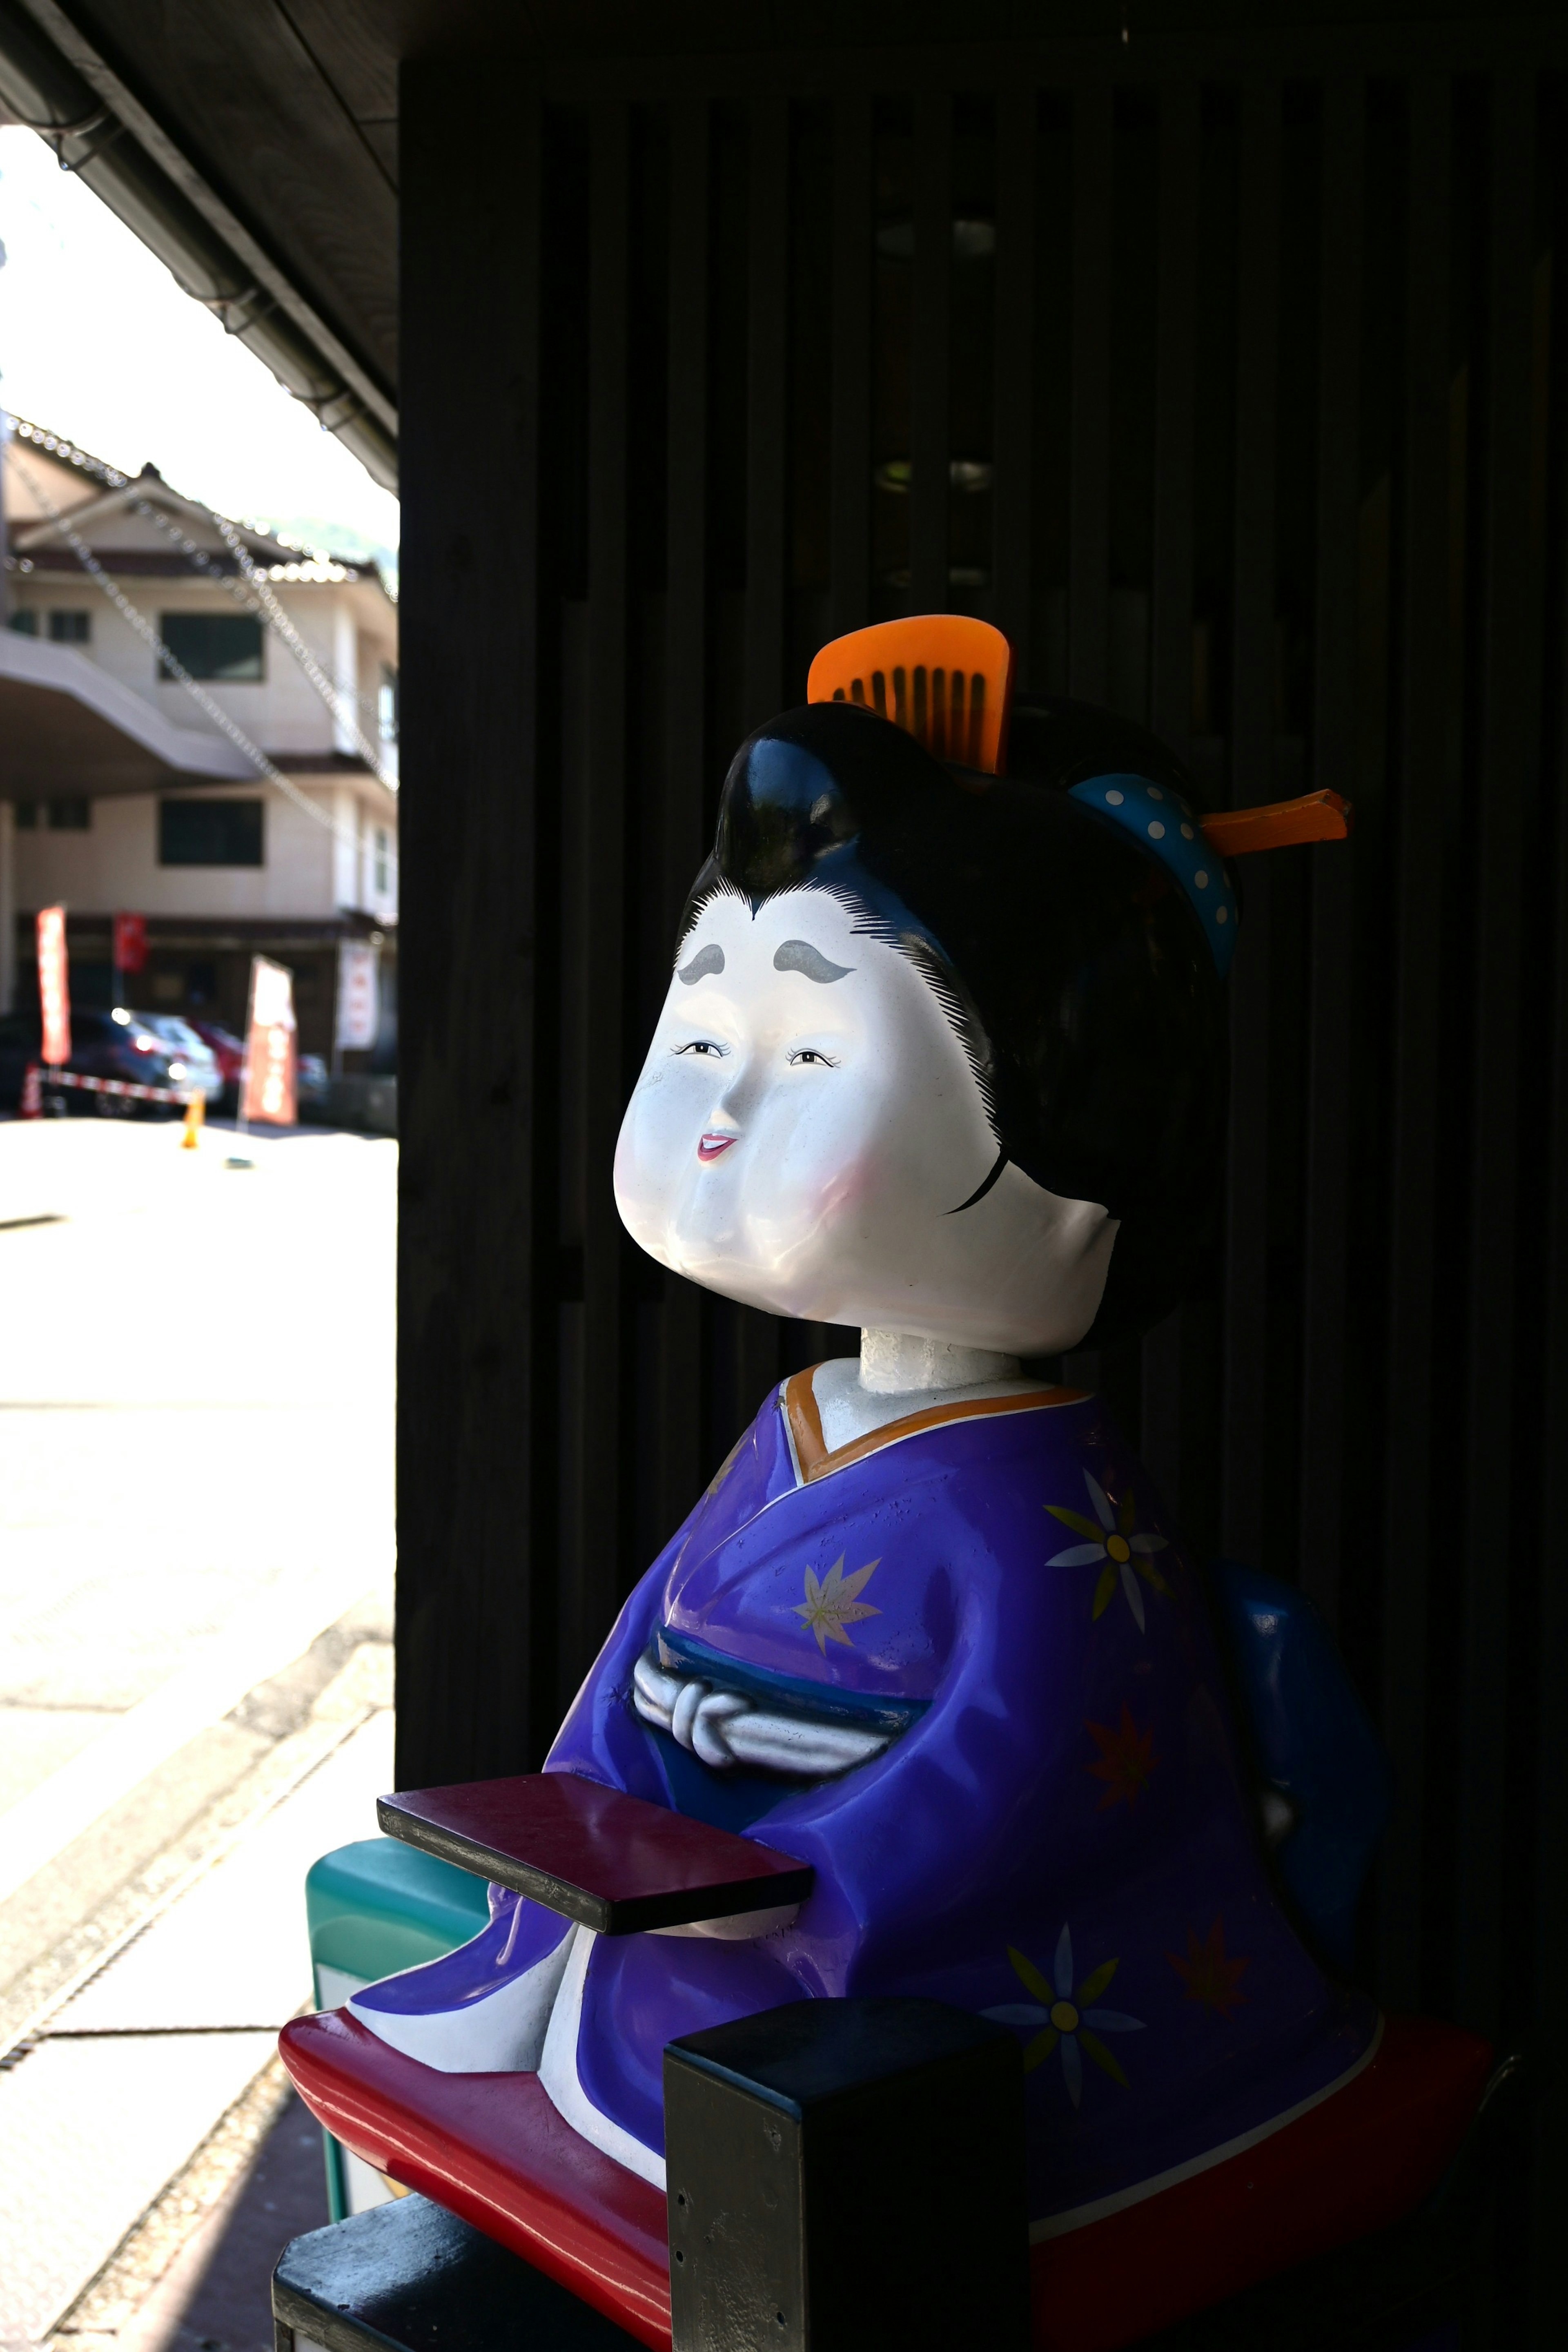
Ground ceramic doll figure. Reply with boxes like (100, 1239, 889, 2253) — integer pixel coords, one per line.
(288, 622, 1489, 2339)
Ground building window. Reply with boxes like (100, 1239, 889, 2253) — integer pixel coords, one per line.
(48, 611, 92, 644)
(159, 798, 264, 866)
(374, 827, 390, 894)
(378, 663, 399, 743)
(47, 799, 91, 830)
(7, 610, 37, 635)
(157, 613, 264, 682)
(15, 801, 38, 828)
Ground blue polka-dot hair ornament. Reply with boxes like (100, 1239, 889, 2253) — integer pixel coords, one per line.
(808, 616, 1353, 982)
(1067, 774, 1351, 977)
(1068, 774, 1238, 969)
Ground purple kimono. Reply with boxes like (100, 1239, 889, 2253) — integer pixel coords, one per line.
(352, 1372, 1376, 2233)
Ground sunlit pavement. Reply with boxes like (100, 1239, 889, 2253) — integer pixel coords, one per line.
(0, 1115, 397, 2350)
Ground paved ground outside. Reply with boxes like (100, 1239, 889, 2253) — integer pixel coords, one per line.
(0, 1113, 397, 2352)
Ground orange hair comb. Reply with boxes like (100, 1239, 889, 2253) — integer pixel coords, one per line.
(807, 617, 1015, 776)
(805, 620, 1351, 854)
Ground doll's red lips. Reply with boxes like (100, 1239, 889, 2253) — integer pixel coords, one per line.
(698, 1132, 737, 1162)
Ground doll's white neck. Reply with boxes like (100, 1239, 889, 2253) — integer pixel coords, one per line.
(810, 1330, 1036, 1456)
(858, 1329, 1020, 1392)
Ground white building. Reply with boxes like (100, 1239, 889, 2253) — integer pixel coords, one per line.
(1, 417, 397, 1055)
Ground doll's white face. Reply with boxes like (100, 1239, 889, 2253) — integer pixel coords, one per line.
(613, 888, 1119, 1356)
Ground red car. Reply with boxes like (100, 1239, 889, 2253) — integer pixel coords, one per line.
(187, 1019, 245, 1101)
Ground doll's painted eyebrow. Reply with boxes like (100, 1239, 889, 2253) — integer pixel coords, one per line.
(677, 944, 725, 983)
(774, 940, 854, 983)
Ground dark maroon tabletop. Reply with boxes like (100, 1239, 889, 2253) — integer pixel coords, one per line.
(376, 1771, 813, 1934)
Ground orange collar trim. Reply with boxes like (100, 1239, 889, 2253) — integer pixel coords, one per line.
(782, 1367, 1087, 1486)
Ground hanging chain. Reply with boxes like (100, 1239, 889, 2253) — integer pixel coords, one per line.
(4, 431, 398, 881)
(130, 494, 393, 735)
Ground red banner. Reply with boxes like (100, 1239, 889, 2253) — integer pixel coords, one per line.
(114, 912, 148, 976)
(240, 954, 297, 1127)
(36, 906, 70, 1068)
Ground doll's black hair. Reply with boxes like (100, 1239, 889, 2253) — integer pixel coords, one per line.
(677, 696, 1229, 1347)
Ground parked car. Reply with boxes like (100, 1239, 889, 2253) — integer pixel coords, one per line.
(0, 1007, 187, 1115)
(129, 1012, 224, 1105)
(187, 1019, 245, 1106)
(297, 1052, 331, 1119)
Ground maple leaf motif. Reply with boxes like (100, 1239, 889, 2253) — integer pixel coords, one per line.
(1085, 1703, 1159, 1809)
(1167, 1917, 1250, 2017)
(791, 1554, 881, 1653)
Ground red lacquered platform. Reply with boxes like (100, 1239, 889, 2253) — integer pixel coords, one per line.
(1031, 2013, 1493, 2351)
(377, 1770, 813, 1933)
(280, 2009, 673, 2350)
(281, 2006, 1489, 2352)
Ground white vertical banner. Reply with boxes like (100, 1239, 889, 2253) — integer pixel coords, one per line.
(335, 939, 381, 1052)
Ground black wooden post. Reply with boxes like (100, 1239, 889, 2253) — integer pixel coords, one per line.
(665, 2000, 1029, 2352)
(395, 56, 550, 1787)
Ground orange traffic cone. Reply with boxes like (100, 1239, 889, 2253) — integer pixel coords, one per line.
(180, 1092, 205, 1150)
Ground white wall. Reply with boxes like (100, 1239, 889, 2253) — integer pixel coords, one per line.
(14, 784, 334, 917)
(330, 785, 359, 910)
(12, 780, 399, 924)
(363, 812, 397, 922)
(10, 572, 395, 766)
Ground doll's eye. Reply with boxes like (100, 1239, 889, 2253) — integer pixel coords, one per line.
(787, 1048, 838, 1068)
(673, 1039, 726, 1058)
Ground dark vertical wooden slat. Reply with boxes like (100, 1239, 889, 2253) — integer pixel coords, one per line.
(1376, 74, 1452, 2006)
(1069, 81, 1111, 701)
(736, 91, 790, 1423)
(744, 93, 788, 727)
(829, 91, 872, 639)
(1221, 78, 1281, 1567)
(659, 96, 710, 1526)
(1148, 81, 1199, 767)
(1455, 69, 1538, 2040)
(1140, 77, 1200, 1510)
(911, 91, 952, 613)
(395, 62, 543, 1784)
(1297, 78, 1365, 1634)
(565, 100, 631, 1692)
(1532, 189, 1568, 2312)
(993, 87, 1037, 658)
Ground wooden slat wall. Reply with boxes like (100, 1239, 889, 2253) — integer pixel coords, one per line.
(399, 47, 1568, 2326)
(829, 94, 873, 640)
(1068, 82, 1111, 704)
(1138, 82, 1198, 1514)
(1535, 75, 1568, 2307)
(911, 93, 953, 612)
(569, 103, 632, 1699)
(1296, 76, 1362, 1640)
(1457, 71, 1537, 2044)
(397, 60, 549, 1775)
(1378, 71, 1452, 2012)
(657, 97, 710, 1549)
(1221, 80, 1280, 1574)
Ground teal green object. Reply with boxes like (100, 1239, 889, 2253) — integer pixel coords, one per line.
(305, 1837, 489, 2217)
(307, 1836, 490, 1982)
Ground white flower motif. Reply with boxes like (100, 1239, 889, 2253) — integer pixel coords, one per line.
(1046, 1470, 1172, 1630)
(984, 1923, 1145, 2108)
